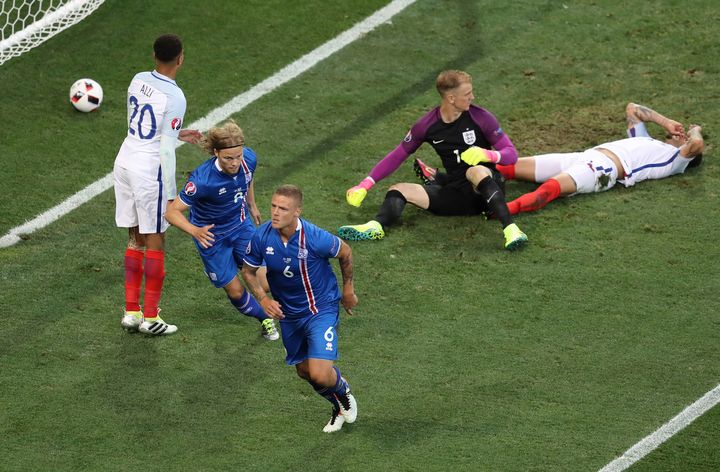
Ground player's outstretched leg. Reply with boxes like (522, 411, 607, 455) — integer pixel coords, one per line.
(338, 220, 385, 241)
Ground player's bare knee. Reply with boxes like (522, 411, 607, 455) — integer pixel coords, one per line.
(224, 281, 245, 299)
(127, 227, 145, 250)
(465, 166, 490, 184)
(307, 365, 334, 386)
(295, 364, 310, 380)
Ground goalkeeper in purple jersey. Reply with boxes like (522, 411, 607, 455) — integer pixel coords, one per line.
(339, 70, 527, 250)
(165, 120, 279, 341)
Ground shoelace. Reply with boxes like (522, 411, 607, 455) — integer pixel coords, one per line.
(336, 392, 351, 411)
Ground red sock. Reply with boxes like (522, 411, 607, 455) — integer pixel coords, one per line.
(496, 164, 515, 180)
(124, 248, 144, 312)
(143, 250, 165, 318)
(507, 178, 562, 215)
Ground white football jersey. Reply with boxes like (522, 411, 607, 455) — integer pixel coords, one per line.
(114, 71, 187, 177)
(595, 137, 691, 187)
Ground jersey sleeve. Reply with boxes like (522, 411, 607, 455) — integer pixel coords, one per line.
(366, 109, 437, 182)
(178, 178, 200, 207)
(308, 223, 342, 259)
(243, 229, 265, 267)
(243, 147, 258, 172)
(469, 106, 518, 165)
(159, 91, 187, 138)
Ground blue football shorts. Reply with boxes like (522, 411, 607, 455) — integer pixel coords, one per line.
(280, 309, 340, 365)
(196, 223, 256, 288)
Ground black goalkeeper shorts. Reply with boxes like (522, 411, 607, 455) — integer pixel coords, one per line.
(425, 168, 505, 216)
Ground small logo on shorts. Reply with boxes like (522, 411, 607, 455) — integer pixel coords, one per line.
(325, 342, 333, 351)
(208, 272, 217, 281)
(184, 181, 196, 196)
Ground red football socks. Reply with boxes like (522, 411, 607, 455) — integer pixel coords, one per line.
(143, 250, 166, 319)
(507, 178, 562, 215)
(124, 248, 144, 312)
(496, 164, 515, 180)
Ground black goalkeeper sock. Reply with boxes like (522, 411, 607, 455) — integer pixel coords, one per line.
(475, 177, 513, 228)
(375, 190, 407, 228)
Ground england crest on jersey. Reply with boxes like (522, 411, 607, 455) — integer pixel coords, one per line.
(462, 130, 476, 145)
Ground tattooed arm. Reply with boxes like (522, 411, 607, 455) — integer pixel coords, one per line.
(336, 241, 358, 315)
(626, 102, 685, 138)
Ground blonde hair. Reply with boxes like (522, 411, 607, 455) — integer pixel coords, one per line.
(202, 119, 245, 155)
(435, 70, 472, 97)
(274, 184, 303, 207)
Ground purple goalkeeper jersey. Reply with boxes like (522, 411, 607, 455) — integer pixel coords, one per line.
(368, 104, 517, 185)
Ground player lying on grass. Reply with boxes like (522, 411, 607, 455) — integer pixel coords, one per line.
(416, 102, 705, 215)
(165, 120, 279, 341)
(339, 70, 527, 251)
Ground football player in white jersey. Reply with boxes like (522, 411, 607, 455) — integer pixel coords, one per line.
(494, 102, 705, 215)
(114, 34, 202, 335)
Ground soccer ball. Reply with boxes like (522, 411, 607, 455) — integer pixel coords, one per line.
(69, 78, 103, 112)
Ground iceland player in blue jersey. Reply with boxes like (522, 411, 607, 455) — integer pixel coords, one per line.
(165, 120, 279, 340)
(242, 185, 359, 433)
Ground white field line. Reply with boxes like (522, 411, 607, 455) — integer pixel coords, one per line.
(0, 0, 417, 249)
(598, 383, 720, 472)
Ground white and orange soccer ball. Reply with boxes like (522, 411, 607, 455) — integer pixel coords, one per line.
(69, 78, 103, 112)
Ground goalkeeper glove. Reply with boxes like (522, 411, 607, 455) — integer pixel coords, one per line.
(346, 177, 375, 207)
(460, 147, 501, 165)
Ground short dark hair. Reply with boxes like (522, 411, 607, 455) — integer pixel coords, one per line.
(154, 34, 183, 63)
(274, 184, 303, 207)
(687, 153, 703, 168)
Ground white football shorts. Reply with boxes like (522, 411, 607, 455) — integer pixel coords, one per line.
(113, 163, 170, 234)
(532, 149, 619, 195)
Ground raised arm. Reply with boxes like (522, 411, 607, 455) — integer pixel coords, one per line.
(625, 102, 685, 138)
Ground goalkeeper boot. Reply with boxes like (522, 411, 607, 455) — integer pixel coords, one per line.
(338, 220, 384, 241)
(139, 309, 178, 336)
(323, 406, 346, 433)
(414, 158, 436, 185)
(260, 318, 280, 341)
(336, 379, 357, 423)
(121, 310, 142, 332)
(503, 223, 528, 251)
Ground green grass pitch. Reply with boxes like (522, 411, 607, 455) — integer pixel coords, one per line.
(0, 1, 718, 470)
